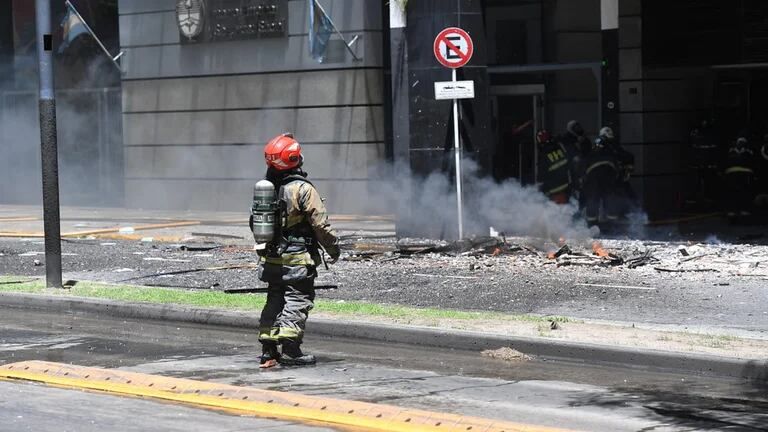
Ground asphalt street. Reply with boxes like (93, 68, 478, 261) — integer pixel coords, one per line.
(1, 307, 766, 431)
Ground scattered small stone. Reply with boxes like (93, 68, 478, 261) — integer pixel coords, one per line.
(33, 259, 41, 266)
(549, 321, 561, 330)
(481, 347, 532, 362)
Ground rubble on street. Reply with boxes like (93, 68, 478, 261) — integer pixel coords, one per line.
(343, 235, 768, 279)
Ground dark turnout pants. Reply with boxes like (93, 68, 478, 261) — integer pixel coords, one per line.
(725, 172, 754, 214)
(583, 166, 619, 224)
(258, 264, 316, 345)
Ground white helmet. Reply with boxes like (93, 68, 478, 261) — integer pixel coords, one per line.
(599, 127, 614, 140)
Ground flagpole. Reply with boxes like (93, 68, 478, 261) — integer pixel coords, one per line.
(65, 0, 124, 71)
(314, 0, 361, 61)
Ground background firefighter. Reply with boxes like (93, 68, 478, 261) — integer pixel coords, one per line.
(582, 131, 620, 227)
(253, 133, 341, 368)
(536, 130, 573, 204)
(723, 135, 756, 221)
(558, 120, 590, 208)
(602, 127, 637, 220)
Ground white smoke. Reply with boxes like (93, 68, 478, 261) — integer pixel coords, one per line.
(369, 158, 597, 241)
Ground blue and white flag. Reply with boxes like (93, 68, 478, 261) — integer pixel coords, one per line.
(59, 2, 89, 53)
(308, 0, 334, 62)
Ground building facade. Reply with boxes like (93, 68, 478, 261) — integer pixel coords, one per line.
(118, 0, 386, 214)
(3, 0, 768, 227)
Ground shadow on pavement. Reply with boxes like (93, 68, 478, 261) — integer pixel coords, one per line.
(568, 377, 768, 431)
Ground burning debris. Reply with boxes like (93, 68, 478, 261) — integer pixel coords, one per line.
(337, 233, 768, 279)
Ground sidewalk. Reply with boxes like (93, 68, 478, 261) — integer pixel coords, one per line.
(0, 204, 395, 242)
(0, 286, 766, 380)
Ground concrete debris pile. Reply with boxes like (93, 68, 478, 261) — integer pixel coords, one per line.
(342, 235, 768, 278)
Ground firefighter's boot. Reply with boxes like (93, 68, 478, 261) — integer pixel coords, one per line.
(259, 342, 281, 369)
(278, 340, 316, 366)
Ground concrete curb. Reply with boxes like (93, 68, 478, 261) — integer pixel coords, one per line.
(1, 292, 766, 380)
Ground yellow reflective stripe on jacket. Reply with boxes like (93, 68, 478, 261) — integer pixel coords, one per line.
(547, 183, 570, 194)
(725, 166, 754, 175)
(586, 160, 616, 176)
(265, 252, 314, 266)
(548, 159, 569, 172)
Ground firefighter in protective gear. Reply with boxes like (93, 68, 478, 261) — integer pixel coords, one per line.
(560, 120, 590, 157)
(601, 127, 637, 219)
(757, 134, 768, 210)
(536, 130, 573, 204)
(256, 133, 341, 368)
(558, 120, 590, 207)
(723, 135, 756, 220)
(582, 131, 620, 227)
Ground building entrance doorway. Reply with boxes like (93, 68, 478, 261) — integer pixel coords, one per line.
(490, 84, 544, 186)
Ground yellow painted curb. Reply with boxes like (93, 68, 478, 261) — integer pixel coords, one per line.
(0, 361, 572, 432)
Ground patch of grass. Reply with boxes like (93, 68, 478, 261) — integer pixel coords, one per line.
(0, 276, 577, 325)
(694, 334, 735, 349)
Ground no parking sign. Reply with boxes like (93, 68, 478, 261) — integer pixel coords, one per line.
(433, 27, 474, 69)
(433, 27, 474, 239)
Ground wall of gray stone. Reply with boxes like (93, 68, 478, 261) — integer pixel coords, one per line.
(118, 0, 385, 214)
(545, 0, 601, 135)
(619, 0, 713, 217)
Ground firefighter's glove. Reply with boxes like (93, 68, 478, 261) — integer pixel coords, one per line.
(326, 244, 341, 264)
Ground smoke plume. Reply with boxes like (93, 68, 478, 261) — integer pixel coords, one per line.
(370, 158, 598, 242)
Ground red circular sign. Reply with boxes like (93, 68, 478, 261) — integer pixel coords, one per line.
(433, 27, 474, 69)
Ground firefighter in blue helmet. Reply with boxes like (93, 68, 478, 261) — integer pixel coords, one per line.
(251, 133, 341, 368)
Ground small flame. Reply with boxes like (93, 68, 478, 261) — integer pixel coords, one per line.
(492, 247, 502, 257)
(547, 251, 556, 260)
(592, 242, 610, 258)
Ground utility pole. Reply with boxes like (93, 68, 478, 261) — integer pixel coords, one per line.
(35, 0, 63, 288)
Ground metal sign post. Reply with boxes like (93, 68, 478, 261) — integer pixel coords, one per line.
(450, 68, 464, 239)
(433, 27, 474, 239)
(35, 0, 63, 288)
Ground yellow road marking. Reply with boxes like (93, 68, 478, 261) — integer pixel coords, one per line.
(0, 221, 200, 239)
(0, 361, 573, 432)
(0, 231, 45, 238)
(0, 216, 39, 222)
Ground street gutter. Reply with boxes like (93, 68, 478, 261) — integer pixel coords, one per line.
(0, 292, 765, 380)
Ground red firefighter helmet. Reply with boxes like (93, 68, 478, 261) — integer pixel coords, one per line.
(264, 133, 303, 170)
(536, 130, 552, 145)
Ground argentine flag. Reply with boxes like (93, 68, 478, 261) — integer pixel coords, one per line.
(59, 3, 89, 53)
(308, 0, 334, 62)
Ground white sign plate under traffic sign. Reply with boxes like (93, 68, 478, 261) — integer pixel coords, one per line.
(434, 80, 475, 100)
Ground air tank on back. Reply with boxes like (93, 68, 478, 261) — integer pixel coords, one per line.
(251, 180, 277, 243)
